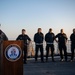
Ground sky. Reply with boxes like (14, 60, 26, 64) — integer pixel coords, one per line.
(0, 0, 75, 40)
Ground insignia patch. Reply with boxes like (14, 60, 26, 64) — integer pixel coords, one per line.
(5, 44, 22, 62)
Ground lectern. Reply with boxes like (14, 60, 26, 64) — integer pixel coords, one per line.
(0, 41, 24, 75)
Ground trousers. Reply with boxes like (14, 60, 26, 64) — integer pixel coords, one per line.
(35, 45, 44, 61)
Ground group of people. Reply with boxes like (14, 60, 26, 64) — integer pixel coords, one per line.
(0, 28, 75, 64)
(33, 28, 75, 63)
(13, 28, 75, 63)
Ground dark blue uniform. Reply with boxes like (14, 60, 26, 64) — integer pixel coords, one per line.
(45, 32, 55, 61)
(16, 34, 31, 63)
(0, 30, 8, 42)
(34, 32, 44, 62)
(70, 33, 75, 60)
(55, 33, 67, 61)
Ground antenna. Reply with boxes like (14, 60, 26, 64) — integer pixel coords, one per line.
(0, 24, 1, 27)
(0, 24, 1, 30)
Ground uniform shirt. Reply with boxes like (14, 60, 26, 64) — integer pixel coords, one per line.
(70, 33, 75, 45)
(0, 31, 8, 44)
(45, 32, 55, 43)
(34, 32, 44, 43)
(16, 34, 31, 45)
(55, 33, 67, 45)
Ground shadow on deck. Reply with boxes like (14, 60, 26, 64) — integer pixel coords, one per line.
(24, 56, 75, 75)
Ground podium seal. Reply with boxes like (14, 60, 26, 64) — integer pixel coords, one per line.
(5, 44, 22, 62)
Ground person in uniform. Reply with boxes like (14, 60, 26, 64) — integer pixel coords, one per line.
(45, 28, 55, 62)
(0, 30, 8, 75)
(70, 28, 75, 62)
(55, 29, 68, 61)
(34, 28, 44, 63)
(0, 30, 8, 43)
(16, 29, 31, 64)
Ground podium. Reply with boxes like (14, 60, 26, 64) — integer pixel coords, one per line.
(0, 41, 24, 75)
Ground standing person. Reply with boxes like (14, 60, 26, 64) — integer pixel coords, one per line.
(34, 28, 44, 62)
(0, 30, 8, 42)
(70, 28, 75, 62)
(0, 30, 8, 75)
(55, 29, 68, 61)
(16, 29, 31, 64)
(45, 28, 55, 62)
(0, 29, 8, 49)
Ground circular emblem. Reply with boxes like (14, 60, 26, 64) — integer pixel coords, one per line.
(5, 44, 22, 62)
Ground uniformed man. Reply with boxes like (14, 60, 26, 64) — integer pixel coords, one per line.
(0, 30, 8, 75)
(16, 29, 31, 64)
(55, 29, 68, 61)
(45, 28, 55, 62)
(70, 28, 75, 62)
(0, 30, 8, 43)
(34, 28, 44, 62)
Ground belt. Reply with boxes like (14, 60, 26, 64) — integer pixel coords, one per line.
(46, 42, 54, 44)
(35, 43, 43, 45)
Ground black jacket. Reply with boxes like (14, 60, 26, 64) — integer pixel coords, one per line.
(45, 32, 55, 43)
(0, 32, 8, 41)
(55, 33, 67, 45)
(34, 32, 44, 43)
(70, 33, 75, 45)
(16, 34, 31, 45)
